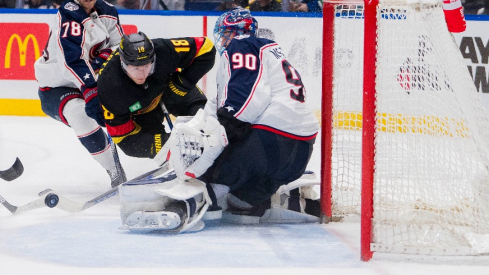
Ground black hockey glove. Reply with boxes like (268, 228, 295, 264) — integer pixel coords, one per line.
(82, 84, 105, 127)
(168, 72, 199, 97)
(91, 48, 112, 73)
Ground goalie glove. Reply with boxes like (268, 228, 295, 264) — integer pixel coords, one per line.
(154, 109, 228, 180)
(182, 114, 228, 179)
(154, 109, 206, 167)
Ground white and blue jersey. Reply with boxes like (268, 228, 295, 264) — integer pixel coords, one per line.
(34, 0, 123, 89)
(206, 34, 318, 141)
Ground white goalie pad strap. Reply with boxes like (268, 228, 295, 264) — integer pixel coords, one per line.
(154, 178, 207, 201)
(275, 171, 319, 199)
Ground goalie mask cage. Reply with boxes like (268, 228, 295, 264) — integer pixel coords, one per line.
(321, 0, 489, 262)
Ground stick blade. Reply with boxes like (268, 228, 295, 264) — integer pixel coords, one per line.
(0, 158, 24, 181)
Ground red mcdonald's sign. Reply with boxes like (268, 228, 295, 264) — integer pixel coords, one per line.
(0, 23, 49, 80)
(0, 23, 137, 81)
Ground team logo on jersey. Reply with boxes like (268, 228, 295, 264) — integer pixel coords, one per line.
(64, 2, 79, 11)
(129, 102, 142, 112)
(269, 47, 285, 59)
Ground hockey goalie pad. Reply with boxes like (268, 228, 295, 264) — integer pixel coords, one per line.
(222, 171, 320, 224)
(119, 169, 211, 233)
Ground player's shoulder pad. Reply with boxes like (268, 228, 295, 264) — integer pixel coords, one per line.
(58, 0, 89, 22)
(94, 0, 119, 17)
(59, 0, 118, 22)
(226, 35, 273, 56)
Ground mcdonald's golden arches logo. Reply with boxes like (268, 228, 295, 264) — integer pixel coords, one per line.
(5, 34, 41, 68)
(0, 23, 49, 80)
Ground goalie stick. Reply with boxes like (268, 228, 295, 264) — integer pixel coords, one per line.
(0, 157, 24, 181)
(0, 163, 170, 215)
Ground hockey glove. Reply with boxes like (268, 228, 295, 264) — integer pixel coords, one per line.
(91, 48, 112, 73)
(154, 110, 206, 167)
(82, 84, 105, 126)
(168, 72, 200, 97)
(185, 116, 228, 178)
(155, 109, 228, 180)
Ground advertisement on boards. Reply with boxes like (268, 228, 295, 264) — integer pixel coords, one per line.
(0, 22, 138, 81)
(0, 23, 49, 80)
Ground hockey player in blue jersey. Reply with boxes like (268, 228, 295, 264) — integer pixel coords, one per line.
(34, 0, 126, 188)
(199, 8, 320, 222)
(139, 8, 320, 229)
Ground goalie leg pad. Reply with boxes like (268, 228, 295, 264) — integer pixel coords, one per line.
(119, 174, 211, 233)
(222, 171, 321, 224)
(123, 210, 183, 232)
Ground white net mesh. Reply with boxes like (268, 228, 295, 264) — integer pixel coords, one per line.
(329, 1, 489, 256)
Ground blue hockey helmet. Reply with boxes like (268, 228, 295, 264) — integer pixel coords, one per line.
(213, 8, 258, 55)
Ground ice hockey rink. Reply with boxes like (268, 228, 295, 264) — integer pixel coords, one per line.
(1, 115, 489, 275)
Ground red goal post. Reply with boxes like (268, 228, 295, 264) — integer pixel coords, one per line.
(322, 0, 489, 262)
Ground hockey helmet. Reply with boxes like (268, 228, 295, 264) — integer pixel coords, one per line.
(119, 31, 155, 67)
(213, 8, 258, 55)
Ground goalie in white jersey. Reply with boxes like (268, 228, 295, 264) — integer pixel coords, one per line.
(148, 8, 320, 227)
(201, 8, 319, 221)
(34, 0, 126, 188)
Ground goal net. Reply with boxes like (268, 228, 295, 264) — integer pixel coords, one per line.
(321, 0, 489, 261)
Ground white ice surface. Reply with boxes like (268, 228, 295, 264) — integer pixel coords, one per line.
(0, 116, 488, 275)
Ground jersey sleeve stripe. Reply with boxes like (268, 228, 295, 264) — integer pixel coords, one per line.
(194, 37, 215, 58)
(251, 125, 318, 141)
(99, 15, 118, 20)
(106, 120, 141, 143)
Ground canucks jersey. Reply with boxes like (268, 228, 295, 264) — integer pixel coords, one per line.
(97, 37, 215, 154)
(205, 35, 318, 141)
(34, 0, 123, 90)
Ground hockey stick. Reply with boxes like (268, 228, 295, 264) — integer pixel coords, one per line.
(0, 164, 170, 215)
(160, 101, 173, 130)
(0, 193, 47, 214)
(0, 157, 24, 181)
(42, 164, 172, 212)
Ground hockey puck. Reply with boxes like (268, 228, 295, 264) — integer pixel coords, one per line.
(45, 193, 59, 208)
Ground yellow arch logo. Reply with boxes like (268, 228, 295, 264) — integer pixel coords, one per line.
(5, 34, 41, 68)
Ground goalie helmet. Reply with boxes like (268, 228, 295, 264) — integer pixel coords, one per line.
(119, 31, 155, 67)
(213, 8, 258, 55)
